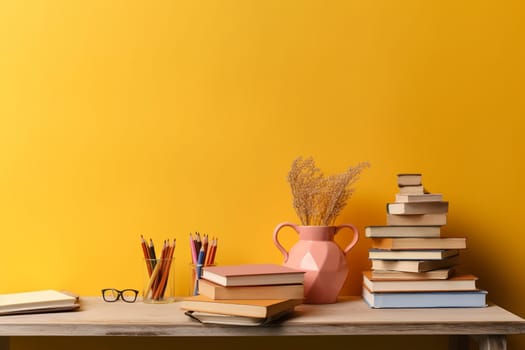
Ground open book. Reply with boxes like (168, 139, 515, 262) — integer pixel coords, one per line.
(0, 290, 80, 316)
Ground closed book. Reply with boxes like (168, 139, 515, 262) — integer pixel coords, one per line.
(398, 185, 425, 195)
(184, 309, 294, 326)
(180, 294, 302, 318)
(369, 249, 459, 260)
(397, 173, 422, 186)
(387, 201, 449, 215)
(362, 286, 487, 308)
(371, 237, 467, 250)
(371, 255, 460, 272)
(387, 213, 447, 226)
(198, 279, 304, 300)
(370, 268, 455, 280)
(395, 193, 443, 203)
(0, 290, 79, 315)
(202, 264, 304, 287)
(365, 225, 441, 238)
(362, 271, 478, 292)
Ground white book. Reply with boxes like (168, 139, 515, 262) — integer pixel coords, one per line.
(398, 185, 425, 195)
(0, 290, 79, 315)
(395, 193, 443, 203)
(368, 249, 459, 260)
(371, 255, 460, 273)
(365, 225, 441, 238)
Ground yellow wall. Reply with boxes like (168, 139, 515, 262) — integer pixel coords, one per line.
(1, 0, 524, 349)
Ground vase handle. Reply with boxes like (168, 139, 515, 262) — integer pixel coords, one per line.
(273, 222, 299, 263)
(335, 224, 360, 255)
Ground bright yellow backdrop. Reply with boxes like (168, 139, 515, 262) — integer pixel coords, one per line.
(1, 0, 524, 349)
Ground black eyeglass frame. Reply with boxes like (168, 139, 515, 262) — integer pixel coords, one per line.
(101, 288, 139, 303)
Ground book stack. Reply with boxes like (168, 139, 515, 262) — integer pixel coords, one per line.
(180, 264, 304, 325)
(0, 290, 79, 315)
(362, 173, 488, 308)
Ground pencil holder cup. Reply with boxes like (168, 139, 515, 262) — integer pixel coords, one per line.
(142, 258, 175, 303)
(189, 263, 216, 296)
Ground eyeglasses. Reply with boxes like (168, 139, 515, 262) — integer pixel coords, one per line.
(101, 288, 139, 303)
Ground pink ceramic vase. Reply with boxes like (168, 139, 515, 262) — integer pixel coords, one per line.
(273, 223, 359, 304)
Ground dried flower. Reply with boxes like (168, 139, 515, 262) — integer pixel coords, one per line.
(287, 157, 369, 226)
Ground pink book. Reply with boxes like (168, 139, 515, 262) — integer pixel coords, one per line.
(201, 264, 305, 287)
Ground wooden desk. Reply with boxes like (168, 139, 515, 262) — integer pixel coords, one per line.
(0, 296, 524, 350)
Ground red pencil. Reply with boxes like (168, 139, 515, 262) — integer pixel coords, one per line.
(201, 234, 208, 266)
(153, 239, 176, 300)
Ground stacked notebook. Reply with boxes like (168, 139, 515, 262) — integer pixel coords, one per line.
(362, 173, 487, 308)
(181, 264, 304, 325)
(0, 290, 80, 315)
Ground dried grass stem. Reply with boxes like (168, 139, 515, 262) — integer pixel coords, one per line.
(287, 157, 369, 226)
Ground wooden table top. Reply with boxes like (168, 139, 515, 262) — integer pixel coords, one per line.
(0, 296, 524, 337)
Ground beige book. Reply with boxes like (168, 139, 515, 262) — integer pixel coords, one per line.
(397, 173, 422, 186)
(370, 267, 455, 280)
(180, 295, 302, 318)
(0, 290, 79, 315)
(395, 193, 443, 203)
(363, 271, 478, 292)
(365, 225, 441, 238)
(371, 237, 466, 250)
(369, 248, 459, 260)
(387, 213, 447, 226)
(398, 185, 425, 195)
(371, 254, 460, 273)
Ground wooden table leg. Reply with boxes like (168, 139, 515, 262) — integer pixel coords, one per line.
(449, 335, 469, 350)
(473, 335, 507, 350)
(0, 337, 9, 350)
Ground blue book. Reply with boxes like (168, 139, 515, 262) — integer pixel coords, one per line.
(362, 287, 487, 308)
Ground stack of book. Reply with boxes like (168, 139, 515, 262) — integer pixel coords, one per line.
(0, 290, 79, 315)
(362, 173, 488, 308)
(180, 263, 304, 325)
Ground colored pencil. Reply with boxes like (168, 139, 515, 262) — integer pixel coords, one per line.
(141, 236, 176, 301)
(140, 235, 153, 276)
(190, 233, 197, 264)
